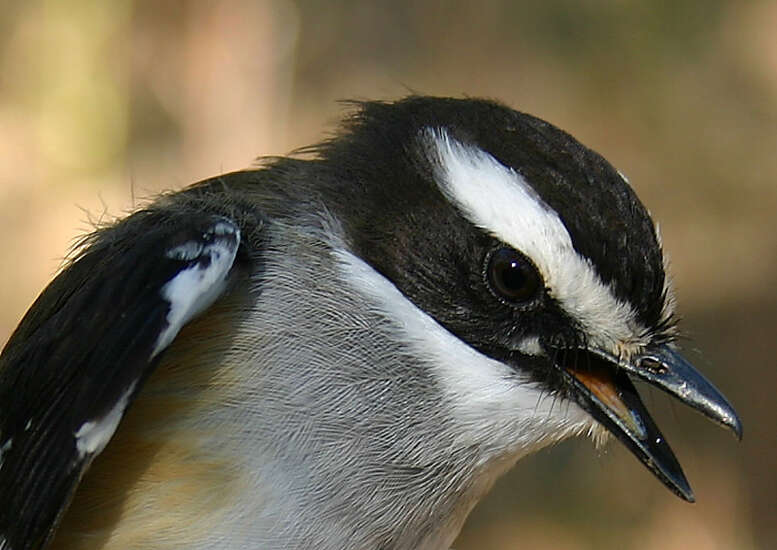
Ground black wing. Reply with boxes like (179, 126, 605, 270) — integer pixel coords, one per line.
(0, 191, 254, 550)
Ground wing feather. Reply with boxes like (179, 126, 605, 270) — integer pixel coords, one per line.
(0, 197, 250, 550)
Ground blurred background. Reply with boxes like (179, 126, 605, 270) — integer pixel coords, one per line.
(0, 1, 774, 548)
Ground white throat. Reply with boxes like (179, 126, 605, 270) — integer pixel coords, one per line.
(336, 247, 601, 463)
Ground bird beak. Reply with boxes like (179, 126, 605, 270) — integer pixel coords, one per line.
(558, 343, 742, 502)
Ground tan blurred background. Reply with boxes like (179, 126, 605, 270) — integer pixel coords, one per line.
(1, 1, 775, 548)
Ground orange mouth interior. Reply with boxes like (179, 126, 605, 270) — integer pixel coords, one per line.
(566, 359, 643, 436)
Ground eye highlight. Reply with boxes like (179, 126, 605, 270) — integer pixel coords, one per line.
(485, 247, 543, 304)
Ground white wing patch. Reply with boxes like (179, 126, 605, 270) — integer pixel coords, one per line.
(152, 222, 240, 358)
(74, 382, 136, 459)
(424, 129, 647, 350)
(0, 439, 12, 471)
(73, 221, 239, 462)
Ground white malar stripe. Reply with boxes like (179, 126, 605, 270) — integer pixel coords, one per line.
(75, 382, 136, 458)
(335, 249, 598, 452)
(152, 223, 240, 358)
(424, 129, 646, 350)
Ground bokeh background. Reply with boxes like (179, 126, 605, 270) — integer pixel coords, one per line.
(1, 1, 775, 548)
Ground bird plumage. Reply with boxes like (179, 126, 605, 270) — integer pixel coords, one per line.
(0, 96, 740, 550)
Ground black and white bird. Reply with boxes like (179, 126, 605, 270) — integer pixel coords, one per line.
(0, 96, 741, 550)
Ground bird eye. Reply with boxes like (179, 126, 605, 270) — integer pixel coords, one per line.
(485, 247, 542, 303)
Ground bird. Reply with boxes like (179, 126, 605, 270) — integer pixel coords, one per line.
(0, 96, 741, 550)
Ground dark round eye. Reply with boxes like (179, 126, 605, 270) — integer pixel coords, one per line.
(486, 247, 542, 303)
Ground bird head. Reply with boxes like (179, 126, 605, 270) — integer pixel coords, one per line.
(318, 97, 741, 501)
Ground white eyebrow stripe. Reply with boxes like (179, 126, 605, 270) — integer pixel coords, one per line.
(424, 128, 645, 348)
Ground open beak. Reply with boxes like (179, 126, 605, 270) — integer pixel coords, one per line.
(558, 343, 742, 502)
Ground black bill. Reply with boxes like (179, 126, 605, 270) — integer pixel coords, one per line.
(557, 344, 741, 502)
